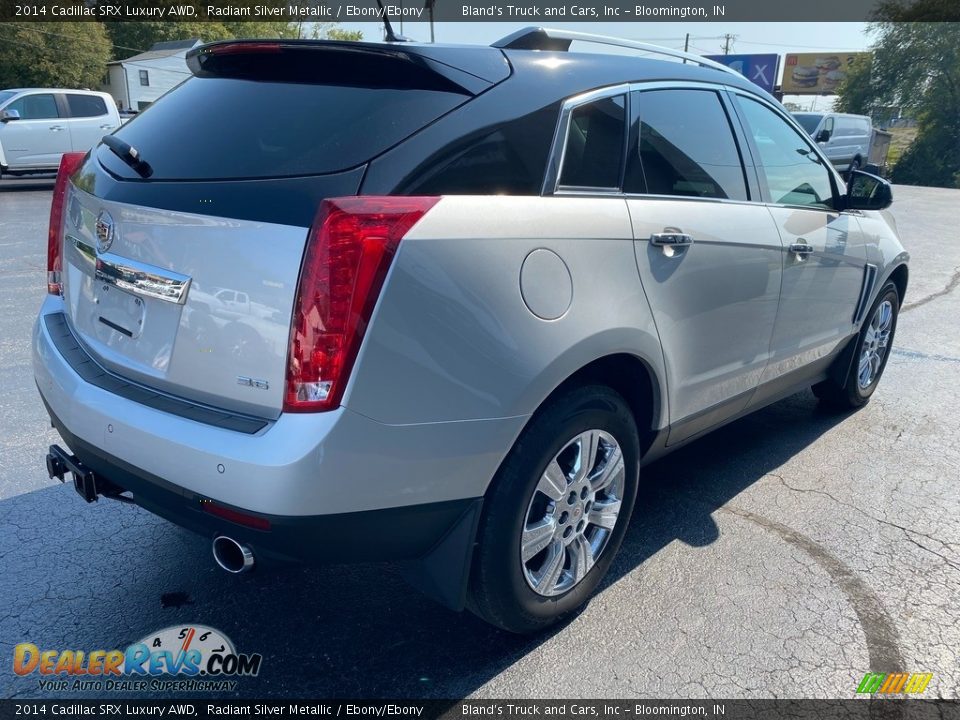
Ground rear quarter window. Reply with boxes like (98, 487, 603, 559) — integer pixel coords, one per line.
(103, 77, 467, 180)
(67, 94, 109, 118)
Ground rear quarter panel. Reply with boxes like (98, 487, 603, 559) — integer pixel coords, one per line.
(342, 196, 667, 428)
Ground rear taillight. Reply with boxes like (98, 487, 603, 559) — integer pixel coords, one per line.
(284, 196, 439, 412)
(47, 152, 86, 295)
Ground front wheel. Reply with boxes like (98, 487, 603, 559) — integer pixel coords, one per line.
(468, 385, 640, 633)
(813, 282, 899, 409)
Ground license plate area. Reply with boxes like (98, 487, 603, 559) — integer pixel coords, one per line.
(95, 283, 145, 339)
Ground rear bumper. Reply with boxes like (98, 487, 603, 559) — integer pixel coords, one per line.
(33, 297, 525, 517)
(42, 408, 479, 567)
(32, 297, 527, 606)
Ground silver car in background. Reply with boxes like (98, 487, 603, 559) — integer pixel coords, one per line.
(34, 29, 908, 633)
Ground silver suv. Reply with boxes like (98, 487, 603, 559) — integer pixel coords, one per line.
(34, 29, 909, 633)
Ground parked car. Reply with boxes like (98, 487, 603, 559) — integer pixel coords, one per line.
(792, 111, 873, 176)
(35, 29, 909, 633)
(0, 88, 120, 179)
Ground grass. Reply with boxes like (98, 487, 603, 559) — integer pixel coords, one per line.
(885, 126, 919, 169)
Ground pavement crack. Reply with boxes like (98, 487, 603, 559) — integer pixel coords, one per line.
(773, 475, 960, 572)
(901, 266, 960, 313)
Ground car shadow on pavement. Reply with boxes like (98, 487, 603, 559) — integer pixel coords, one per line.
(0, 390, 853, 701)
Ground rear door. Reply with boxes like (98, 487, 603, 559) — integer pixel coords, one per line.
(0, 92, 69, 167)
(730, 93, 867, 389)
(59, 43, 480, 418)
(623, 85, 783, 443)
(63, 93, 116, 152)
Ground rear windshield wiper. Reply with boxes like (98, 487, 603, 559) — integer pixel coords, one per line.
(102, 135, 153, 179)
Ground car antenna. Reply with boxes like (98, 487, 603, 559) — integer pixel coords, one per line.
(377, 0, 412, 42)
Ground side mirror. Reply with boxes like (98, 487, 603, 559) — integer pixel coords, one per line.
(0, 109, 21, 123)
(815, 128, 831, 143)
(844, 170, 893, 211)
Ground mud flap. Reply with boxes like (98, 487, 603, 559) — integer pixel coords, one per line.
(400, 498, 483, 611)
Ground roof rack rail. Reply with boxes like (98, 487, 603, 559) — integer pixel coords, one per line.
(492, 27, 741, 78)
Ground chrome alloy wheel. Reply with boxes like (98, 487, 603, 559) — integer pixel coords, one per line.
(858, 300, 893, 389)
(520, 430, 626, 597)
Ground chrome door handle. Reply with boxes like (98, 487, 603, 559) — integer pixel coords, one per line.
(99, 124, 113, 129)
(650, 231, 693, 247)
(790, 242, 814, 257)
(49, 125, 64, 132)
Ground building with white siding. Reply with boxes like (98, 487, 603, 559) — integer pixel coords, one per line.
(102, 39, 201, 113)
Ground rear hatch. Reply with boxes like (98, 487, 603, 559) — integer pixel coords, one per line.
(60, 40, 506, 419)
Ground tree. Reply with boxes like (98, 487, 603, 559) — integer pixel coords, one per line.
(836, 19, 960, 187)
(304, 23, 364, 41)
(0, 23, 112, 89)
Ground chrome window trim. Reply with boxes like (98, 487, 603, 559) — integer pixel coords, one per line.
(542, 83, 632, 196)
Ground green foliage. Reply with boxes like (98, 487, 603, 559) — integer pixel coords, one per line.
(0, 23, 112, 89)
(305, 23, 364, 41)
(836, 21, 960, 187)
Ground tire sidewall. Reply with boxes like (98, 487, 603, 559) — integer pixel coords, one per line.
(476, 386, 640, 629)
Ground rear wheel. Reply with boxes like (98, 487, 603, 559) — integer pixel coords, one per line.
(813, 282, 899, 409)
(468, 385, 640, 633)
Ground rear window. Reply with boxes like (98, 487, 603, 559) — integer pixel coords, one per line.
(105, 77, 467, 180)
(67, 93, 108, 118)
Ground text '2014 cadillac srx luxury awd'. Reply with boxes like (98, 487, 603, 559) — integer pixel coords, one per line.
(34, 28, 909, 632)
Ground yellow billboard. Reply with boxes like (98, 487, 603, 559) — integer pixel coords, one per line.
(782, 52, 869, 95)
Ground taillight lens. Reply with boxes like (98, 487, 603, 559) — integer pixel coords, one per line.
(47, 152, 87, 295)
(284, 196, 439, 412)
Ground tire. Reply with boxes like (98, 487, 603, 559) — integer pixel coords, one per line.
(468, 385, 640, 633)
(813, 282, 899, 410)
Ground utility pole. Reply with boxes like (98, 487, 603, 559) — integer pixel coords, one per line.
(684, 33, 690, 52)
(723, 33, 735, 55)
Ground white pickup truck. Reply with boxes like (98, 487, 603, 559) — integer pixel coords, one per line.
(0, 88, 121, 179)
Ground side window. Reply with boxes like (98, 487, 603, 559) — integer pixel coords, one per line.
(66, 94, 108, 118)
(737, 96, 835, 209)
(558, 94, 626, 190)
(6, 94, 60, 120)
(624, 88, 748, 201)
(824, 116, 835, 136)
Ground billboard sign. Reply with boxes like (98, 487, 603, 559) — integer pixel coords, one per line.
(781, 52, 869, 95)
(703, 54, 780, 93)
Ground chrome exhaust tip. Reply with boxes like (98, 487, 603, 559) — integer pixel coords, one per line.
(212, 535, 254, 574)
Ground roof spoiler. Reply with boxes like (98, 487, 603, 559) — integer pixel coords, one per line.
(187, 40, 510, 96)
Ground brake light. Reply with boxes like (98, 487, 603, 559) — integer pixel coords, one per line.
(47, 152, 86, 295)
(284, 196, 439, 412)
(208, 42, 281, 55)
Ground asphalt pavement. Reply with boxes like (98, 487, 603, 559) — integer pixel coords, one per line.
(1, 179, 958, 700)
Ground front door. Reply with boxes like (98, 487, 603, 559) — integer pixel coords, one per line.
(732, 94, 867, 388)
(0, 93, 70, 168)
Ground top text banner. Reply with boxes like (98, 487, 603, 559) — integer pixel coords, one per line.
(0, 0, 926, 22)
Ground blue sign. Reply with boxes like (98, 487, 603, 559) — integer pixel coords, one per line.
(703, 54, 781, 93)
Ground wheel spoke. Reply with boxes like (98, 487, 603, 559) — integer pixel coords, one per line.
(537, 460, 567, 501)
(858, 353, 872, 387)
(521, 519, 556, 562)
(591, 446, 623, 494)
(569, 535, 594, 584)
(573, 430, 601, 483)
(534, 539, 566, 593)
(588, 498, 621, 530)
(877, 302, 892, 332)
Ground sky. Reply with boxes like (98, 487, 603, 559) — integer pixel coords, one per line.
(336, 21, 876, 109)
